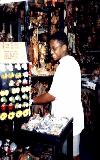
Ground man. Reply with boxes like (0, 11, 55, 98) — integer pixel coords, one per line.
(32, 31, 84, 160)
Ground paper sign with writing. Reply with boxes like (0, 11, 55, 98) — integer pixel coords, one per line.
(0, 42, 27, 63)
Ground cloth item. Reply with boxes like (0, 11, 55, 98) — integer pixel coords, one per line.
(73, 134, 80, 157)
(49, 55, 84, 136)
(62, 134, 80, 157)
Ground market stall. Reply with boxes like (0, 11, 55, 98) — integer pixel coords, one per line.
(0, 1, 99, 160)
(0, 40, 73, 160)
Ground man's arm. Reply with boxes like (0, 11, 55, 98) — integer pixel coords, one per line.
(33, 92, 55, 104)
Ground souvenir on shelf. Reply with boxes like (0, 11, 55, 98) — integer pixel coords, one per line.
(28, 1, 65, 76)
(21, 113, 70, 136)
(0, 1, 27, 42)
(0, 2, 19, 42)
(76, 1, 100, 67)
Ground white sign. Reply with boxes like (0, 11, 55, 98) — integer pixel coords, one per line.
(0, 0, 27, 4)
(0, 42, 28, 63)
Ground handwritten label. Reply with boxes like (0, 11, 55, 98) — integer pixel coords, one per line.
(0, 42, 27, 63)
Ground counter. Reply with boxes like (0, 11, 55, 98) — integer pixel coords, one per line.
(13, 117, 73, 160)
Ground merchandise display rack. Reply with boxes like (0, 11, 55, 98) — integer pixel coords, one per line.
(0, 63, 31, 122)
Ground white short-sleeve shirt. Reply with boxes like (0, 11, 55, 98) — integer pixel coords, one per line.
(49, 55, 84, 136)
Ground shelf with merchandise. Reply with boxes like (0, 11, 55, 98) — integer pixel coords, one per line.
(0, 2, 20, 42)
(28, 1, 65, 73)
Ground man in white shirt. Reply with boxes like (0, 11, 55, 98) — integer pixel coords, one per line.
(32, 31, 84, 160)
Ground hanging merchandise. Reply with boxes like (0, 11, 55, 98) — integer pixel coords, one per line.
(0, 63, 31, 121)
(0, 37, 30, 121)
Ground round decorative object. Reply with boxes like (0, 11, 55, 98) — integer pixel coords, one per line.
(16, 110, 23, 118)
(23, 109, 30, 117)
(1, 97, 7, 103)
(8, 112, 15, 120)
(0, 112, 7, 121)
(8, 103, 14, 111)
(1, 103, 6, 112)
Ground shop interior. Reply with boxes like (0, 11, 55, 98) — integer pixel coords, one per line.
(0, 0, 100, 160)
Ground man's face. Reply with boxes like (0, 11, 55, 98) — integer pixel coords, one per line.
(50, 40, 64, 61)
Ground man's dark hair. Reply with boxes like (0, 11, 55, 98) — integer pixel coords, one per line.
(50, 31, 68, 46)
